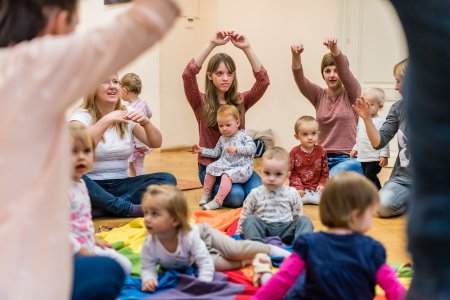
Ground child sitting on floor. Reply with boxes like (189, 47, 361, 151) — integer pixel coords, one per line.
(289, 115, 329, 204)
(192, 105, 256, 210)
(253, 172, 406, 300)
(140, 185, 215, 292)
(140, 185, 290, 292)
(69, 125, 132, 274)
(237, 147, 313, 245)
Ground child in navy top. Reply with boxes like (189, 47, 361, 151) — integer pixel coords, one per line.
(253, 172, 405, 300)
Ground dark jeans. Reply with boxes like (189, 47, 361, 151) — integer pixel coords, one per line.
(198, 164, 261, 208)
(361, 161, 382, 190)
(72, 256, 125, 300)
(83, 172, 176, 217)
(391, 1, 450, 298)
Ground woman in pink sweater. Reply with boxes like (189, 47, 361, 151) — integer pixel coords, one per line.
(183, 31, 270, 208)
(291, 38, 363, 176)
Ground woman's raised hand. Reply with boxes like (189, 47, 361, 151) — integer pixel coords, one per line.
(230, 32, 250, 50)
(210, 31, 231, 46)
(323, 37, 341, 56)
(291, 44, 304, 56)
(352, 97, 372, 120)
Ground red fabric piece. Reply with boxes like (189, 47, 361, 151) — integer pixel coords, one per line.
(223, 269, 257, 300)
(226, 218, 239, 236)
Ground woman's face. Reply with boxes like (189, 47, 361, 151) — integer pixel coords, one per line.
(394, 73, 404, 96)
(322, 65, 342, 91)
(96, 74, 121, 105)
(207, 62, 234, 94)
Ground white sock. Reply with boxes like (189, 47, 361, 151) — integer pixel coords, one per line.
(198, 194, 210, 206)
(269, 244, 291, 258)
(202, 199, 221, 210)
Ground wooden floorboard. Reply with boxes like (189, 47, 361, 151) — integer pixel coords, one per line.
(94, 150, 410, 264)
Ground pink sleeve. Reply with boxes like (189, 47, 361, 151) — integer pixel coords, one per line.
(252, 253, 305, 300)
(375, 263, 406, 300)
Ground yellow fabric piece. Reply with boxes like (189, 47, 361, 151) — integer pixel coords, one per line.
(97, 218, 147, 253)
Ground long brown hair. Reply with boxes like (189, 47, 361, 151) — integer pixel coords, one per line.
(203, 53, 241, 127)
(80, 89, 127, 140)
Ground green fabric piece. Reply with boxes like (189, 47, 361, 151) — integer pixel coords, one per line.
(118, 247, 141, 277)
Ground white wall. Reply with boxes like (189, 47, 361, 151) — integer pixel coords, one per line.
(75, 0, 406, 153)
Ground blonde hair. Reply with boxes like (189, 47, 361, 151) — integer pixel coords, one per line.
(294, 115, 319, 135)
(80, 81, 127, 140)
(320, 53, 349, 78)
(69, 123, 95, 153)
(364, 87, 386, 105)
(141, 185, 191, 233)
(393, 58, 408, 78)
(204, 53, 241, 127)
(262, 146, 290, 170)
(320, 172, 379, 229)
(217, 104, 239, 121)
(121, 73, 142, 94)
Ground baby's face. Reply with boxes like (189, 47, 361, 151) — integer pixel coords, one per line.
(363, 92, 382, 116)
(295, 121, 319, 150)
(217, 114, 240, 137)
(71, 139, 93, 181)
(260, 158, 289, 191)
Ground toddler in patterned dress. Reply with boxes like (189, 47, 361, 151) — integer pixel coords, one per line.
(192, 105, 256, 210)
(120, 73, 153, 176)
(289, 116, 329, 204)
(68, 125, 132, 274)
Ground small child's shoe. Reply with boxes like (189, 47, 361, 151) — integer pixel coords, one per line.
(201, 199, 221, 210)
(198, 195, 211, 206)
(252, 253, 272, 287)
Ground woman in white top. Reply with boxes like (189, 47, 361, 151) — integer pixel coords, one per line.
(70, 74, 176, 217)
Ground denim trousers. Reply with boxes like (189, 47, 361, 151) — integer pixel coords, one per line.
(83, 172, 176, 217)
(72, 256, 125, 300)
(327, 155, 363, 177)
(391, 0, 450, 298)
(378, 180, 410, 218)
(198, 164, 262, 207)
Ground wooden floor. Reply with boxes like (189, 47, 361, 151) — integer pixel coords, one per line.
(95, 149, 410, 265)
